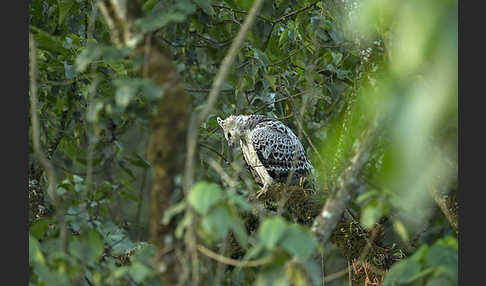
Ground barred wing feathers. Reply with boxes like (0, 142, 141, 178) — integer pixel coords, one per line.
(249, 120, 313, 183)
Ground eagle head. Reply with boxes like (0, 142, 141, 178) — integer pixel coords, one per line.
(217, 115, 246, 148)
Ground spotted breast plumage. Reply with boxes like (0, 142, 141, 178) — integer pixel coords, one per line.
(217, 115, 314, 198)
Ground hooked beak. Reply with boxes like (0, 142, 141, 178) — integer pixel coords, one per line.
(228, 136, 236, 149)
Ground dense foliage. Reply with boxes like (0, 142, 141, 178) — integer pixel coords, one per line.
(29, 0, 457, 285)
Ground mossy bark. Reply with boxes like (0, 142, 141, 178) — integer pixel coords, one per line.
(137, 42, 191, 284)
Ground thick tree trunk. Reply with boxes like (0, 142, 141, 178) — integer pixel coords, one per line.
(141, 43, 190, 284)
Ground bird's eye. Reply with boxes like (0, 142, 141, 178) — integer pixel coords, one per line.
(227, 133, 232, 139)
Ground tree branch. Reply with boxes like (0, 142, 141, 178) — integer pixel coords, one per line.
(311, 124, 379, 246)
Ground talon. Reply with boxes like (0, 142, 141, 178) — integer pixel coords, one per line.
(256, 188, 268, 199)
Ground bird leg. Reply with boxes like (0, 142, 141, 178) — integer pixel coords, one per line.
(256, 184, 270, 199)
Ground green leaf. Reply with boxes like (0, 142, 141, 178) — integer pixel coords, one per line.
(30, 235, 69, 286)
(111, 266, 130, 280)
(69, 229, 104, 264)
(128, 262, 152, 283)
(32, 27, 66, 55)
(142, 0, 158, 12)
(47, 251, 74, 265)
(332, 52, 343, 65)
(230, 216, 249, 249)
(108, 62, 128, 76)
(136, 12, 187, 33)
(244, 243, 265, 261)
(73, 174, 84, 184)
(32, 263, 66, 286)
(226, 191, 252, 212)
(393, 220, 409, 243)
(409, 244, 429, 262)
(426, 243, 458, 282)
(75, 43, 130, 72)
(86, 229, 104, 263)
(382, 260, 422, 286)
(281, 225, 317, 261)
(356, 190, 378, 203)
(264, 74, 277, 91)
(436, 236, 458, 249)
(255, 264, 288, 286)
(200, 204, 233, 240)
(58, 0, 75, 26)
(407, 267, 435, 283)
(29, 234, 45, 264)
(114, 78, 163, 108)
(105, 232, 127, 253)
(188, 182, 223, 215)
(115, 80, 138, 108)
(119, 160, 136, 179)
(63, 61, 77, 80)
(74, 42, 103, 72)
(258, 217, 288, 248)
(135, 0, 196, 33)
(132, 242, 156, 264)
(139, 79, 164, 100)
(285, 261, 308, 286)
(30, 219, 50, 240)
(278, 29, 289, 48)
(426, 276, 455, 286)
(253, 48, 270, 68)
(193, 0, 215, 16)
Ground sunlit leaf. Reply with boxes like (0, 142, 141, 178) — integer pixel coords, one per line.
(29, 234, 45, 265)
(360, 202, 382, 229)
(393, 220, 409, 243)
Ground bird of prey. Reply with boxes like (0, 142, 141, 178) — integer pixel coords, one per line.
(217, 114, 314, 198)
